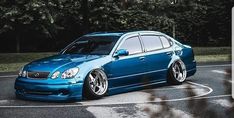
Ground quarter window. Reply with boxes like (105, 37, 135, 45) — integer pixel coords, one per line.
(141, 35, 163, 51)
(119, 36, 142, 55)
(159, 36, 171, 48)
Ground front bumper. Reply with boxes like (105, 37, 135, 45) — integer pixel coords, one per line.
(15, 80, 83, 101)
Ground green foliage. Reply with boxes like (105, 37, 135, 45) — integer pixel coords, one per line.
(0, 0, 81, 38)
(0, 0, 233, 52)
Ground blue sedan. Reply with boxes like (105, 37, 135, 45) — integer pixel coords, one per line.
(15, 31, 196, 101)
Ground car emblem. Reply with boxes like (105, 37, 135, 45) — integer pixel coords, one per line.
(34, 73, 40, 77)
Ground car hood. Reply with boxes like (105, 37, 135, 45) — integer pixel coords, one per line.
(25, 54, 104, 72)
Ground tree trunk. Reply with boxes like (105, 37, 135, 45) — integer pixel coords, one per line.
(81, 0, 89, 34)
(16, 33, 20, 53)
(172, 21, 176, 38)
(121, 0, 127, 10)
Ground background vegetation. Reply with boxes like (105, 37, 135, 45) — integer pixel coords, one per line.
(0, 0, 233, 53)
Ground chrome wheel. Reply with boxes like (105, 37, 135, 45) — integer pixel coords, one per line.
(172, 60, 187, 82)
(88, 69, 108, 95)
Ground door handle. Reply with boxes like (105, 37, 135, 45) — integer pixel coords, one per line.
(175, 50, 182, 55)
(166, 51, 173, 56)
(139, 57, 145, 61)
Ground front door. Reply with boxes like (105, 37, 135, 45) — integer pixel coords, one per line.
(105, 36, 147, 89)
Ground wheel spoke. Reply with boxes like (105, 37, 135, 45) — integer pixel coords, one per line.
(173, 67, 176, 73)
(172, 61, 187, 82)
(95, 85, 101, 93)
(89, 74, 95, 83)
(88, 70, 108, 95)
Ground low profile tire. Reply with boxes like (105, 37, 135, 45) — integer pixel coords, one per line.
(83, 69, 108, 99)
(167, 60, 187, 85)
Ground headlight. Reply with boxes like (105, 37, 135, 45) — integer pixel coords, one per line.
(22, 71, 27, 77)
(51, 71, 60, 79)
(18, 67, 27, 77)
(61, 68, 79, 79)
(18, 67, 23, 76)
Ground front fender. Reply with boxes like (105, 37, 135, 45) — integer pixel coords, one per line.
(75, 56, 112, 82)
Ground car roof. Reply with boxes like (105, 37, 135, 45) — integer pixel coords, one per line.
(85, 30, 163, 37)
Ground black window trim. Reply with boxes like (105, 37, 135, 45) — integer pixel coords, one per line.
(140, 34, 173, 53)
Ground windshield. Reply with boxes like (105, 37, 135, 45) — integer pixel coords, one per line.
(62, 36, 119, 55)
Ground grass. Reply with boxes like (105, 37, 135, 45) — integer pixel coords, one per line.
(0, 62, 28, 72)
(0, 47, 231, 72)
(193, 47, 231, 62)
(0, 52, 56, 72)
(193, 47, 231, 55)
(0, 52, 55, 64)
(195, 54, 230, 63)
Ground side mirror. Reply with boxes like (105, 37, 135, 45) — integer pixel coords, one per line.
(114, 49, 129, 57)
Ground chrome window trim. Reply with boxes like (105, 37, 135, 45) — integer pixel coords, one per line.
(159, 35, 173, 48)
(111, 32, 176, 59)
(139, 34, 173, 53)
(118, 36, 144, 55)
(111, 33, 145, 57)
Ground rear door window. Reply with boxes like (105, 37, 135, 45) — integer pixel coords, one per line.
(141, 35, 163, 51)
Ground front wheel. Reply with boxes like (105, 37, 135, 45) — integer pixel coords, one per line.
(167, 60, 187, 84)
(83, 69, 108, 99)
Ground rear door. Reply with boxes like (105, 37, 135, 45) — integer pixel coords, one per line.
(140, 35, 172, 82)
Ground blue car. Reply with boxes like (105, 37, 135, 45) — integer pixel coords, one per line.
(15, 31, 196, 101)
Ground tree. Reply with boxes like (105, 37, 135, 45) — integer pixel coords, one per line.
(0, 0, 234, 52)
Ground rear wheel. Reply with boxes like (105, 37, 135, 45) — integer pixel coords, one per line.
(83, 69, 108, 99)
(167, 60, 187, 84)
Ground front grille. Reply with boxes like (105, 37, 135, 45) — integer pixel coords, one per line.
(27, 71, 50, 79)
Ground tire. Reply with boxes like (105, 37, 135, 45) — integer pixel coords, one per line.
(83, 69, 108, 99)
(167, 60, 187, 85)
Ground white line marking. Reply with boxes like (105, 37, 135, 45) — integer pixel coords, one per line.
(189, 94, 231, 100)
(0, 95, 230, 108)
(79, 81, 213, 106)
(146, 86, 197, 91)
(0, 75, 17, 78)
(0, 100, 10, 104)
(210, 70, 232, 83)
(211, 70, 228, 74)
(159, 81, 213, 102)
(0, 81, 214, 108)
